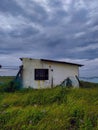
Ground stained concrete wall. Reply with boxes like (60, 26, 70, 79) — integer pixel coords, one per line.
(21, 58, 79, 88)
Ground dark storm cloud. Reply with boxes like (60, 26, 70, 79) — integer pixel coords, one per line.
(0, 0, 98, 77)
(0, 0, 25, 16)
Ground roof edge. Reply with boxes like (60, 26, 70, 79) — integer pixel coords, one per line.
(20, 58, 83, 67)
(41, 59, 83, 67)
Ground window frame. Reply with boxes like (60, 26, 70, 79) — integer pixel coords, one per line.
(34, 69, 49, 80)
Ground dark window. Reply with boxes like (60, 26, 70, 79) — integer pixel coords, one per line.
(35, 69, 49, 80)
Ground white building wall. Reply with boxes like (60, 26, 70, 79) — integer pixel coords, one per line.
(22, 58, 79, 88)
(43, 61, 79, 87)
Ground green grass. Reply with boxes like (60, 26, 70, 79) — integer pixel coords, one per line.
(0, 76, 98, 130)
(0, 87, 98, 130)
(80, 80, 98, 88)
(0, 76, 14, 84)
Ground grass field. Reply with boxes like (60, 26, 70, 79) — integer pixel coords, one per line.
(0, 76, 98, 130)
(0, 76, 14, 84)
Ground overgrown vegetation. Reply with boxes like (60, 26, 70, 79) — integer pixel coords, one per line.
(80, 80, 98, 88)
(0, 76, 98, 130)
(0, 76, 14, 83)
(0, 76, 21, 92)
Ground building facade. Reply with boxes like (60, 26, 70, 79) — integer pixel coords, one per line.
(20, 58, 83, 88)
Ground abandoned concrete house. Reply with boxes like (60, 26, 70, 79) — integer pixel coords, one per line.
(17, 58, 83, 88)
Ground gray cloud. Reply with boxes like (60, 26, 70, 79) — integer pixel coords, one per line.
(0, 0, 98, 78)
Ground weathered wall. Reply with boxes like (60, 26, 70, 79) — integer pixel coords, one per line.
(22, 58, 79, 88)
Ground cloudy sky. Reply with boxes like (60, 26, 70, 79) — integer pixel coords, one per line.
(0, 0, 98, 77)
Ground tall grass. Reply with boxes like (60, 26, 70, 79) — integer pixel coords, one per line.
(0, 87, 98, 130)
